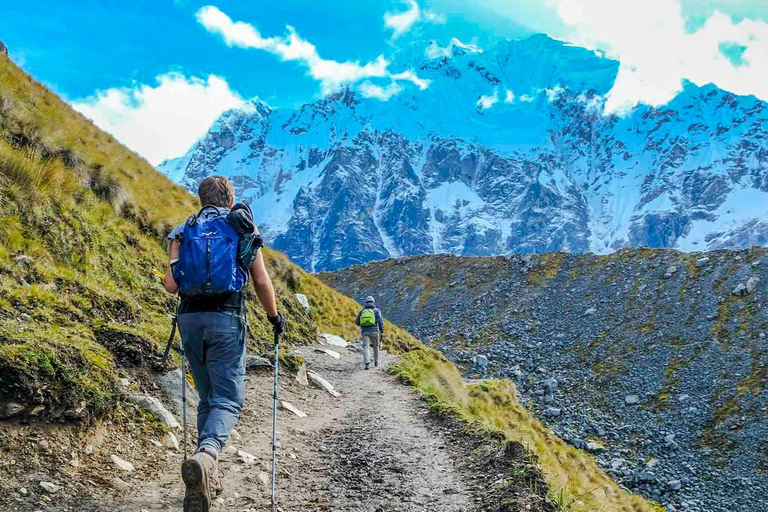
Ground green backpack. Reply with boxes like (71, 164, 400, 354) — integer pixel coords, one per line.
(360, 308, 376, 327)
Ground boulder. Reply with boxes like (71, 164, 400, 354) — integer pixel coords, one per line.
(295, 363, 309, 387)
(280, 401, 307, 418)
(314, 348, 341, 359)
(39, 481, 60, 493)
(0, 40, 7, 56)
(110, 478, 131, 492)
(157, 369, 199, 424)
(747, 276, 760, 294)
(308, 371, 341, 397)
(732, 283, 748, 296)
(544, 407, 561, 417)
(624, 395, 640, 405)
(473, 354, 489, 369)
(584, 307, 597, 316)
(695, 257, 710, 268)
(585, 441, 606, 453)
(319, 333, 348, 348)
(663, 266, 677, 278)
(162, 432, 179, 450)
(668, 479, 682, 491)
(245, 355, 273, 370)
(128, 395, 180, 429)
(110, 454, 135, 473)
(0, 402, 25, 419)
(294, 293, 311, 313)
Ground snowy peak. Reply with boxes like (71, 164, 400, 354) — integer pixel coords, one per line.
(159, 34, 768, 271)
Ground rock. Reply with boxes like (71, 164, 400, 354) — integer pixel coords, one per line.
(110, 477, 131, 492)
(245, 355, 273, 370)
(308, 371, 341, 397)
(128, 396, 180, 429)
(695, 257, 710, 268)
(473, 354, 488, 369)
(230, 429, 242, 443)
(294, 293, 311, 312)
(0, 402, 25, 419)
(14, 254, 33, 265)
(295, 363, 309, 387)
(732, 283, 748, 296)
(280, 401, 307, 418)
(668, 479, 682, 491)
(637, 471, 657, 484)
(19, 487, 27, 496)
(161, 432, 179, 450)
(544, 407, 561, 417)
(111, 454, 135, 473)
(258, 470, 270, 487)
(541, 377, 558, 392)
(39, 481, 59, 494)
(319, 333, 348, 348)
(157, 369, 199, 424)
(624, 395, 640, 405)
(29, 405, 45, 416)
(64, 400, 87, 419)
(237, 449, 258, 465)
(0, 40, 7, 56)
(747, 276, 760, 294)
(584, 307, 597, 316)
(586, 441, 606, 453)
(314, 348, 341, 359)
(119, 378, 131, 387)
(663, 266, 678, 278)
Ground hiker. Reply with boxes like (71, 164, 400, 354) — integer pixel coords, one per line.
(355, 296, 384, 370)
(162, 175, 285, 512)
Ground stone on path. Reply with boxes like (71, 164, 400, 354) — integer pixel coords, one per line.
(157, 369, 199, 424)
(319, 333, 348, 348)
(237, 449, 258, 465)
(111, 454, 135, 473)
(110, 477, 131, 492)
(314, 348, 341, 359)
(162, 432, 179, 451)
(624, 394, 640, 405)
(245, 355, 273, 370)
(39, 481, 60, 494)
(296, 363, 309, 387)
(280, 401, 307, 418)
(128, 395, 180, 429)
(258, 471, 270, 487)
(308, 371, 341, 397)
(0, 402, 25, 419)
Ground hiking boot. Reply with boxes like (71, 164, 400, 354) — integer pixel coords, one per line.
(182, 451, 217, 511)
(364, 363, 370, 370)
(374, 360, 379, 367)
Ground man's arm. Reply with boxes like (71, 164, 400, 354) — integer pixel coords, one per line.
(249, 250, 278, 318)
(355, 310, 362, 327)
(376, 309, 384, 334)
(163, 241, 180, 294)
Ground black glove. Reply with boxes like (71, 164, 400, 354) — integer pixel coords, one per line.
(268, 312, 285, 336)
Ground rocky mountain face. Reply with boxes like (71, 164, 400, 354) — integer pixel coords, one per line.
(320, 248, 768, 512)
(160, 34, 768, 271)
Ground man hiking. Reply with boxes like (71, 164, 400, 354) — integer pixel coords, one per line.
(355, 296, 384, 370)
(162, 175, 285, 512)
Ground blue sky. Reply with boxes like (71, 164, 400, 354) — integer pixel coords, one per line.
(2, 1, 767, 164)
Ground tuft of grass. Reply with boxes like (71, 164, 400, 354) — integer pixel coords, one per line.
(392, 348, 662, 512)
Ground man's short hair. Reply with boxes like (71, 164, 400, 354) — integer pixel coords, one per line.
(198, 176, 235, 208)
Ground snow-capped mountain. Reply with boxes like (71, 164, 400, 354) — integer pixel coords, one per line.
(159, 34, 768, 271)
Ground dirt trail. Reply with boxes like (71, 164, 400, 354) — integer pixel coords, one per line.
(116, 344, 476, 511)
(3, 342, 552, 512)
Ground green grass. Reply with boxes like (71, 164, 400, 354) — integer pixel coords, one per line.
(392, 348, 662, 512)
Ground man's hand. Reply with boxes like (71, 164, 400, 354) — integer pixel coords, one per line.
(268, 312, 286, 336)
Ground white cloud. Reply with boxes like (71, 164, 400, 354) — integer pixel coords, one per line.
(425, 37, 482, 59)
(548, 0, 768, 114)
(477, 88, 499, 110)
(519, 94, 536, 102)
(197, 6, 430, 99)
(504, 89, 515, 103)
(385, 0, 446, 40)
(72, 73, 244, 165)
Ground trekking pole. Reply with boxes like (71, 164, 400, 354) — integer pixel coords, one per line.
(181, 338, 187, 461)
(271, 330, 280, 512)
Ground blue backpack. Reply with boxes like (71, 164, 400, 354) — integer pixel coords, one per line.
(173, 208, 248, 297)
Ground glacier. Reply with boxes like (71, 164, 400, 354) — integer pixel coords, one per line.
(159, 34, 768, 271)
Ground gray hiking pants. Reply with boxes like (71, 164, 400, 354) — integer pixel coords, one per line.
(362, 332, 380, 365)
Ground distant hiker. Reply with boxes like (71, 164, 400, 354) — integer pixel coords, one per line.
(355, 296, 384, 370)
(162, 175, 285, 512)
